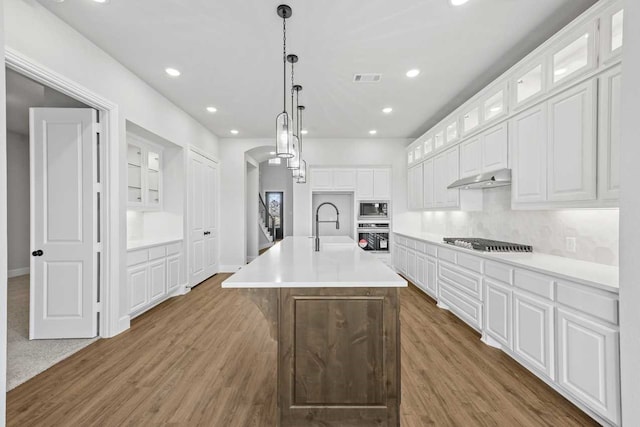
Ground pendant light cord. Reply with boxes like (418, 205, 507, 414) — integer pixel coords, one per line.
(296, 91, 302, 153)
(291, 58, 295, 135)
(283, 16, 287, 113)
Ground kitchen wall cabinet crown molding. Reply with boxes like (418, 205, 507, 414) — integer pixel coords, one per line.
(393, 232, 621, 426)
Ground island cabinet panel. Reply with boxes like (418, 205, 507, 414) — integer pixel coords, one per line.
(279, 287, 400, 427)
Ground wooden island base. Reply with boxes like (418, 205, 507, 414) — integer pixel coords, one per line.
(243, 287, 401, 427)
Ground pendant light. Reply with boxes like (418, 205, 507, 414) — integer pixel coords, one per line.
(287, 75, 301, 170)
(275, 5, 293, 158)
(295, 104, 307, 183)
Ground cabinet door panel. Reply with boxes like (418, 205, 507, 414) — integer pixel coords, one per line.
(598, 67, 622, 201)
(547, 81, 597, 202)
(557, 309, 620, 425)
(167, 254, 182, 291)
(398, 247, 407, 275)
(422, 159, 435, 209)
(413, 165, 423, 210)
(482, 123, 508, 172)
(510, 105, 547, 203)
(445, 147, 460, 207)
(416, 254, 426, 291)
(149, 259, 166, 303)
(513, 291, 554, 379)
(460, 137, 481, 178)
(333, 169, 356, 190)
(311, 168, 333, 190)
(433, 154, 447, 207)
(357, 169, 374, 199)
(373, 169, 391, 199)
(406, 250, 417, 281)
(128, 265, 148, 313)
(485, 279, 513, 349)
(425, 256, 438, 297)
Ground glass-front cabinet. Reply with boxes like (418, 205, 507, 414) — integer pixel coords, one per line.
(127, 134, 163, 210)
(483, 86, 507, 122)
(423, 135, 433, 157)
(601, 5, 624, 64)
(462, 106, 480, 135)
(434, 130, 444, 150)
(445, 120, 459, 144)
(513, 62, 545, 108)
(550, 24, 596, 87)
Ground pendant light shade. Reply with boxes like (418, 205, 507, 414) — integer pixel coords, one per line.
(287, 135, 300, 169)
(297, 159, 307, 183)
(275, 5, 293, 158)
(287, 82, 301, 170)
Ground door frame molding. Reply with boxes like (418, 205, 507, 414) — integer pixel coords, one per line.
(5, 47, 121, 338)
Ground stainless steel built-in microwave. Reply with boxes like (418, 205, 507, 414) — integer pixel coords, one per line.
(358, 201, 389, 220)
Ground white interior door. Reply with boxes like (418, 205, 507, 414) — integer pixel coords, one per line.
(30, 108, 97, 339)
(189, 150, 218, 286)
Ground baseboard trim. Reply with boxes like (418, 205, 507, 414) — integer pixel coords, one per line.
(8, 267, 29, 278)
(113, 315, 131, 337)
(220, 265, 243, 273)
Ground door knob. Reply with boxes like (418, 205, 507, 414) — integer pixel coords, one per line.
(32, 250, 44, 257)
(204, 231, 211, 236)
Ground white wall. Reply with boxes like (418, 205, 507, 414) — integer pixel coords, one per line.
(419, 188, 619, 266)
(6, 132, 29, 275)
(259, 160, 293, 238)
(0, 0, 8, 420)
(4, 0, 220, 328)
(219, 138, 414, 269)
(245, 159, 259, 262)
(619, 0, 640, 423)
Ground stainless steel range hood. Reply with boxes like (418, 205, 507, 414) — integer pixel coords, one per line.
(447, 168, 511, 190)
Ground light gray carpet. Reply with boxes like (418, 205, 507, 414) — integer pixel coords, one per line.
(7, 275, 98, 390)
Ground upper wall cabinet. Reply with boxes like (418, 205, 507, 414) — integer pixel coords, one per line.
(445, 120, 459, 145)
(434, 129, 445, 151)
(550, 23, 597, 89)
(423, 135, 434, 157)
(462, 105, 480, 136)
(512, 61, 546, 110)
(598, 66, 622, 201)
(355, 168, 391, 200)
(460, 122, 509, 179)
(510, 105, 548, 204)
(600, 4, 624, 65)
(311, 168, 356, 191)
(482, 84, 508, 124)
(127, 134, 163, 210)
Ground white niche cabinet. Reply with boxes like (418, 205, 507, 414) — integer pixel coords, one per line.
(127, 133, 163, 210)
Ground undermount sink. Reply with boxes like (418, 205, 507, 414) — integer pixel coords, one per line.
(307, 236, 356, 251)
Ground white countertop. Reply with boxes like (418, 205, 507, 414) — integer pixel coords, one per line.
(394, 229, 619, 293)
(127, 237, 183, 251)
(222, 236, 407, 289)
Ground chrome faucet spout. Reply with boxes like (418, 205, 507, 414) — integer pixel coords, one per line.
(315, 202, 340, 251)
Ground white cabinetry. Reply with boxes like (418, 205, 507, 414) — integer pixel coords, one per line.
(127, 134, 163, 210)
(460, 123, 508, 179)
(511, 105, 547, 203)
(372, 169, 391, 199)
(422, 158, 435, 209)
(600, 4, 624, 65)
(433, 147, 459, 208)
(408, 165, 423, 210)
(547, 81, 597, 202)
(332, 169, 356, 190)
(310, 168, 334, 190)
(312, 168, 390, 199)
(484, 278, 513, 349)
(127, 241, 184, 317)
(513, 290, 555, 380)
(598, 66, 622, 200)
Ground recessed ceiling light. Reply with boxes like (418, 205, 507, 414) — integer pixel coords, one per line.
(93, 0, 109, 3)
(382, 107, 393, 114)
(165, 67, 181, 77)
(406, 69, 420, 78)
(554, 68, 568, 76)
(369, 130, 377, 135)
(450, 0, 469, 6)
(301, 129, 308, 135)
(269, 151, 276, 155)
(230, 129, 239, 135)
(206, 106, 217, 113)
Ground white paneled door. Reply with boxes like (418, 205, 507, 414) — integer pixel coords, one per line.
(30, 108, 98, 339)
(189, 150, 218, 287)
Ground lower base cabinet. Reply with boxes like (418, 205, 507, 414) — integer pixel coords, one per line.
(513, 290, 555, 380)
(557, 308, 620, 425)
(127, 241, 184, 316)
(484, 279, 513, 349)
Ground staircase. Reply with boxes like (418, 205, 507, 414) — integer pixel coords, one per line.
(259, 194, 276, 247)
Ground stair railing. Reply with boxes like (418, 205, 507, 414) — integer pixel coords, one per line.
(258, 194, 276, 241)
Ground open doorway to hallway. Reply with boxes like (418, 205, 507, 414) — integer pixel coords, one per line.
(5, 68, 99, 389)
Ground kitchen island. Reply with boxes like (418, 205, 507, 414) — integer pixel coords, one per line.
(223, 236, 406, 427)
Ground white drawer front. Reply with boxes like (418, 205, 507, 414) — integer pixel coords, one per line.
(148, 245, 166, 261)
(127, 249, 148, 267)
(439, 261, 482, 300)
(406, 239, 416, 250)
(425, 244, 437, 257)
(396, 236, 408, 247)
(514, 269, 554, 300)
(457, 253, 483, 273)
(438, 247, 457, 264)
(415, 241, 427, 254)
(166, 242, 182, 256)
(556, 281, 618, 325)
(439, 282, 482, 330)
(485, 261, 514, 285)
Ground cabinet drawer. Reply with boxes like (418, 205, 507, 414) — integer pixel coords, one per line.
(148, 245, 166, 261)
(485, 261, 513, 284)
(405, 239, 416, 250)
(556, 281, 618, 325)
(439, 281, 483, 330)
(425, 244, 437, 257)
(166, 242, 182, 256)
(415, 241, 427, 254)
(514, 269, 554, 300)
(396, 236, 407, 247)
(439, 261, 482, 300)
(438, 247, 457, 264)
(127, 249, 148, 267)
(457, 253, 483, 273)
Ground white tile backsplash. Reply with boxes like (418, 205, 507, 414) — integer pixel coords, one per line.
(421, 187, 619, 266)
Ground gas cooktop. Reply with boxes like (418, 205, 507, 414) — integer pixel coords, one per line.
(443, 238, 533, 253)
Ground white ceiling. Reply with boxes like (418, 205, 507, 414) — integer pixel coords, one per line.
(38, 0, 597, 139)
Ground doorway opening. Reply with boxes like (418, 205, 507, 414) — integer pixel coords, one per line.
(265, 192, 284, 240)
(5, 68, 102, 389)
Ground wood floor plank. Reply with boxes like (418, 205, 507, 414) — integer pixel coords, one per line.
(7, 274, 598, 426)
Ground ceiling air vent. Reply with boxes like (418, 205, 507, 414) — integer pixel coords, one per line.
(353, 73, 382, 83)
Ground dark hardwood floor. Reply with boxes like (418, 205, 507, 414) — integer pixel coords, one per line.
(7, 274, 598, 426)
